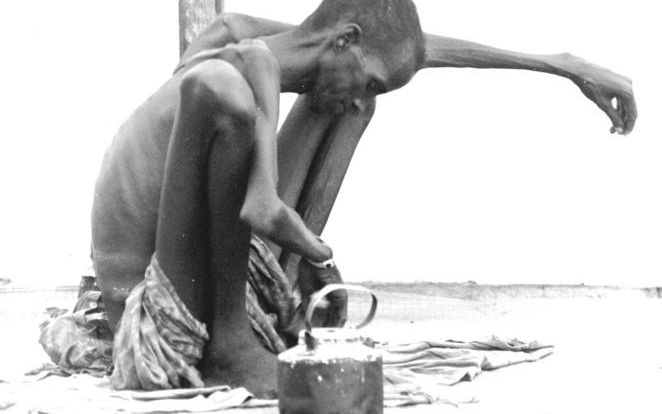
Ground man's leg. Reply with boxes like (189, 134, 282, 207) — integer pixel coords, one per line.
(275, 95, 377, 280)
(155, 59, 276, 396)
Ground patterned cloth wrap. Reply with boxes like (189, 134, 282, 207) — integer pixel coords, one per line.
(110, 256, 209, 390)
(40, 235, 307, 391)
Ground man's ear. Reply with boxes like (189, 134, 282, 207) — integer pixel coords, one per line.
(334, 24, 362, 52)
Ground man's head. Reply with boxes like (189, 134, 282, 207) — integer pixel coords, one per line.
(301, 0, 425, 113)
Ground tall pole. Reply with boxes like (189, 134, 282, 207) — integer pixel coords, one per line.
(179, 0, 224, 56)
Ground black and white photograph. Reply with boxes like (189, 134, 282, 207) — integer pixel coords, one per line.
(0, 0, 659, 412)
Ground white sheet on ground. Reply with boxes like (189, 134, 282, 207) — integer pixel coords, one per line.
(1, 335, 551, 412)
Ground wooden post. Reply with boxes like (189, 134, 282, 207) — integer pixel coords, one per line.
(179, 0, 224, 56)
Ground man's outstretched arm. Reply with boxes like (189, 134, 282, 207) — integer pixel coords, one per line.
(423, 34, 637, 134)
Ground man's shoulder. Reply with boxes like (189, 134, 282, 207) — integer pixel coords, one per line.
(175, 42, 279, 81)
(220, 40, 280, 76)
(236, 39, 278, 65)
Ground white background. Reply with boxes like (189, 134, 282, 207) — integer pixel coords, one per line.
(0, 0, 659, 287)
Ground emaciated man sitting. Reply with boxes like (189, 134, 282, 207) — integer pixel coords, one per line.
(91, 0, 636, 397)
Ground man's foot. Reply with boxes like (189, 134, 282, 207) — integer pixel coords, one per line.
(200, 329, 278, 398)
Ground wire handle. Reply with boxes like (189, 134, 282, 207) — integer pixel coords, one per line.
(305, 284, 378, 331)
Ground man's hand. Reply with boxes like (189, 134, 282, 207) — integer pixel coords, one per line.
(564, 54, 638, 135)
(297, 260, 348, 328)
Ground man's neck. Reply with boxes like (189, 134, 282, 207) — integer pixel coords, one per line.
(261, 28, 330, 94)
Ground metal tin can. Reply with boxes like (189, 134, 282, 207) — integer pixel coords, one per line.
(278, 284, 383, 414)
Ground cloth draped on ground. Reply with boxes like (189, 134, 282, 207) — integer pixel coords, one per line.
(381, 337, 554, 404)
(38, 289, 114, 376)
(8, 336, 552, 412)
(34, 234, 553, 409)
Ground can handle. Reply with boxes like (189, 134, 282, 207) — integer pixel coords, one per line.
(305, 284, 378, 331)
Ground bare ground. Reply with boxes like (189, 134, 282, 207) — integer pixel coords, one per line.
(1, 283, 660, 413)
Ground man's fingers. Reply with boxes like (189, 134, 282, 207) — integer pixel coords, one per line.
(617, 75, 637, 134)
(609, 94, 637, 135)
(619, 93, 638, 135)
(580, 81, 636, 135)
(600, 94, 625, 134)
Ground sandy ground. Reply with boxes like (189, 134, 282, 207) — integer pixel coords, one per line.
(1, 284, 660, 413)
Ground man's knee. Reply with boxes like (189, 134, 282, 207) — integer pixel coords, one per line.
(179, 59, 256, 126)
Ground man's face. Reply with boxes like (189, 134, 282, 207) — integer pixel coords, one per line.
(310, 42, 418, 115)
